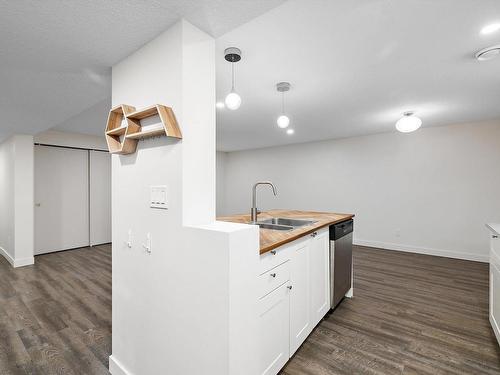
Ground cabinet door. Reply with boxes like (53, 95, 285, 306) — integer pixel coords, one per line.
(491, 264, 500, 344)
(309, 229, 330, 327)
(259, 282, 290, 375)
(289, 240, 311, 355)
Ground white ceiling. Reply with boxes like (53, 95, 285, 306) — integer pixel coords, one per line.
(216, 0, 500, 151)
(0, 0, 286, 142)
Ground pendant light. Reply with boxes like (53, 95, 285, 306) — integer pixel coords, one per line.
(396, 111, 422, 133)
(276, 82, 291, 128)
(224, 47, 242, 110)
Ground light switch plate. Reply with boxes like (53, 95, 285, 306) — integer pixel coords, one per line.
(150, 186, 168, 209)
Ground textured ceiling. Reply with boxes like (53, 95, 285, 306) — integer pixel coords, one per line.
(216, 0, 500, 151)
(0, 0, 286, 142)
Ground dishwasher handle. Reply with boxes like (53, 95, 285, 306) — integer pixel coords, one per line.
(330, 220, 353, 240)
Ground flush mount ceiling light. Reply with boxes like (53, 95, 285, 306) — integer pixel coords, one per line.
(475, 45, 500, 61)
(276, 82, 291, 129)
(224, 47, 242, 110)
(481, 23, 500, 35)
(396, 111, 422, 133)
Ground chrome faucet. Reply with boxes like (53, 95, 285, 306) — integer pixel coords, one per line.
(251, 181, 278, 223)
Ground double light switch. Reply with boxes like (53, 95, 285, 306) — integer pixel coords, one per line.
(150, 186, 168, 209)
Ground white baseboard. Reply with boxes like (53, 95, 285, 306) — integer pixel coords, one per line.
(14, 256, 34, 268)
(109, 355, 134, 375)
(0, 246, 15, 266)
(0, 246, 34, 268)
(353, 239, 489, 263)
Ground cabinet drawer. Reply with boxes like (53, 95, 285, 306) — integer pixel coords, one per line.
(492, 237, 500, 269)
(492, 248, 500, 274)
(260, 236, 308, 275)
(259, 261, 290, 299)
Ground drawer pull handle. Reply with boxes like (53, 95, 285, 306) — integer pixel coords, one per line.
(310, 232, 317, 238)
(270, 250, 277, 255)
(493, 235, 499, 239)
(270, 273, 276, 278)
(287, 285, 293, 290)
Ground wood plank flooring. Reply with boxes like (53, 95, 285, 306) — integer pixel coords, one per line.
(281, 246, 500, 375)
(0, 245, 499, 374)
(0, 245, 111, 375)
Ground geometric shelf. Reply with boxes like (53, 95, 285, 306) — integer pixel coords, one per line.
(105, 104, 136, 154)
(125, 104, 182, 140)
(105, 104, 182, 155)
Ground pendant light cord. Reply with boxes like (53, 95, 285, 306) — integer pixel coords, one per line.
(231, 62, 235, 91)
(281, 91, 285, 114)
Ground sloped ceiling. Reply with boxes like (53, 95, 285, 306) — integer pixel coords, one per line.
(0, 0, 287, 142)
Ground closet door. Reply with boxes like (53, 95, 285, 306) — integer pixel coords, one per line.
(90, 150, 111, 246)
(34, 146, 89, 254)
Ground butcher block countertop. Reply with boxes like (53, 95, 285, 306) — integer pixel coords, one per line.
(217, 210, 354, 255)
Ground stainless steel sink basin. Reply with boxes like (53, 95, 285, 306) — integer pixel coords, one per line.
(257, 223, 293, 231)
(258, 217, 317, 228)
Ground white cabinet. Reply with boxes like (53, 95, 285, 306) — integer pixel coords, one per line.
(258, 227, 332, 375)
(289, 239, 311, 355)
(258, 282, 290, 375)
(490, 232, 500, 345)
(309, 229, 330, 327)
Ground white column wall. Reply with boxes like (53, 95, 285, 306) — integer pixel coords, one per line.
(0, 137, 15, 262)
(0, 135, 34, 267)
(110, 20, 258, 375)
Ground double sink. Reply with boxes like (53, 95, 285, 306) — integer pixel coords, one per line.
(255, 217, 317, 231)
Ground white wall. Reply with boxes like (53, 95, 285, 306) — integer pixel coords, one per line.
(216, 151, 227, 215)
(218, 120, 500, 262)
(0, 135, 34, 267)
(110, 20, 258, 375)
(35, 129, 108, 150)
(0, 137, 15, 262)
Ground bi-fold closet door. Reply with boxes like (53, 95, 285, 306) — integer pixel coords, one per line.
(34, 145, 111, 255)
(89, 150, 111, 247)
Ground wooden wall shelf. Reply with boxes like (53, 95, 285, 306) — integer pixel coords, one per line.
(105, 104, 136, 154)
(104, 104, 182, 155)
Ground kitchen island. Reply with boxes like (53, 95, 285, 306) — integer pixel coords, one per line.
(218, 209, 354, 375)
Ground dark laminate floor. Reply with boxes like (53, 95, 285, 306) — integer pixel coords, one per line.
(282, 246, 500, 375)
(1, 245, 499, 374)
(0, 245, 111, 375)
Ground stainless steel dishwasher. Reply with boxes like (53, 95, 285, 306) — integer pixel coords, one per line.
(329, 220, 353, 309)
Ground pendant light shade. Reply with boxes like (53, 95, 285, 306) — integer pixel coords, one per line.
(396, 111, 422, 133)
(276, 82, 291, 129)
(225, 91, 241, 110)
(277, 115, 290, 128)
(224, 47, 242, 111)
